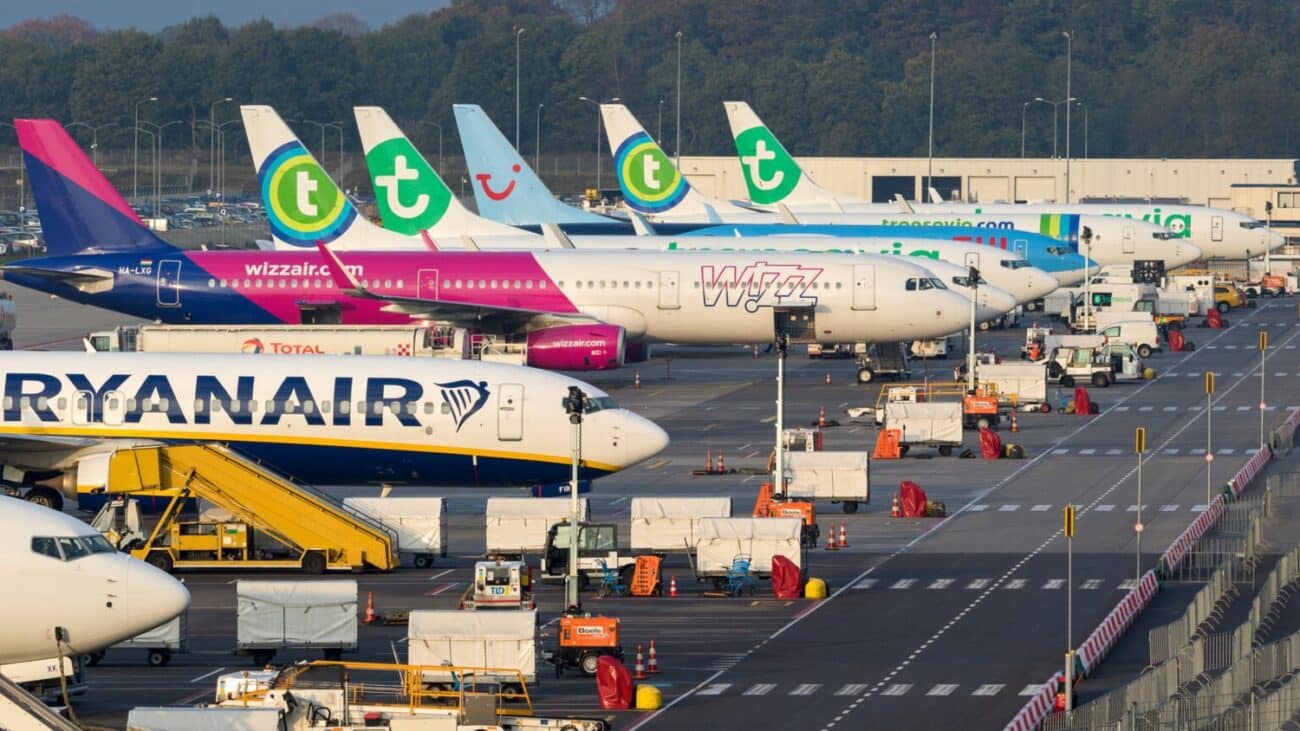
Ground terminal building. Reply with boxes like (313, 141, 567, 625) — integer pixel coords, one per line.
(679, 155, 1300, 249)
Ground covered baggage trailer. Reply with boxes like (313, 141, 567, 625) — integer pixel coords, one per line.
(236, 580, 358, 666)
(343, 496, 447, 568)
(485, 497, 589, 558)
(694, 517, 802, 580)
(978, 362, 1049, 409)
(883, 401, 964, 456)
(781, 451, 869, 513)
(629, 497, 732, 552)
(98, 614, 187, 667)
(407, 609, 537, 685)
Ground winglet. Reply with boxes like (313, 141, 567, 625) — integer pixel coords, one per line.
(626, 210, 657, 237)
(928, 186, 945, 203)
(893, 194, 915, 214)
(776, 203, 800, 225)
(540, 223, 576, 249)
(314, 241, 364, 294)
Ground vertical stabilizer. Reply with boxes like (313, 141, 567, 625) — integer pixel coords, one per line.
(240, 104, 413, 251)
(16, 119, 175, 256)
(722, 101, 843, 208)
(353, 106, 526, 239)
(601, 103, 768, 221)
(453, 104, 610, 225)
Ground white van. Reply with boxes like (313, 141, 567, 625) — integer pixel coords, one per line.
(1099, 318, 1161, 358)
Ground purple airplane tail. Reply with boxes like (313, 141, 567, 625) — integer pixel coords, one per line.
(16, 119, 176, 257)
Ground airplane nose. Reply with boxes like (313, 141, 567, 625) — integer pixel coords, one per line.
(978, 286, 1017, 320)
(1049, 256, 1097, 286)
(934, 291, 974, 336)
(624, 412, 669, 466)
(1267, 230, 1285, 252)
(1024, 267, 1060, 302)
(1174, 241, 1203, 267)
(125, 557, 190, 635)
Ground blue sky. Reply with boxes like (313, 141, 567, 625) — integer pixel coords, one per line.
(1, 1, 450, 32)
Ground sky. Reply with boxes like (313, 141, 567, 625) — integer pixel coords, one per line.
(0, 1, 451, 32)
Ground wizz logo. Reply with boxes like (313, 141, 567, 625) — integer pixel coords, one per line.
(700, 262, 823, 313)
(437, 379, 490, 431)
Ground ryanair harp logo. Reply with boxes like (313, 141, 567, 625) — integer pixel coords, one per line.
(437, 379, 490, 431)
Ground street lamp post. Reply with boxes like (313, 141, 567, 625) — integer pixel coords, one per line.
(135, 127, 154, 216)
(927, 31, 937, 196)
(657, 100, 664, 146)
(1020, 102, 1029, 159)
(578, 96, 620, 192)
(324, 122, 345, 187)
(133, 96, 158, 202)
(209, 97, 233, 193)
(514, 26, 526, 151)
(68, 122, 118, 167)
(535, 104, 544, 172)
(0, 122, 24, 226)
(562, 386, 587, 611)
(139, 120, 183, 222)
(675, 30, 683, 167)
(1063, 31, 1074, 203)
(419, 121, 443, 176)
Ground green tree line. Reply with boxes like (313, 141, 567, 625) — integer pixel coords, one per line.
(0, 0, 1296, 164)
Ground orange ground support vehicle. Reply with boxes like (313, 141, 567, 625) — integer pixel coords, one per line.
(552, 612, 623, 677)
(752, 481, 820, 548)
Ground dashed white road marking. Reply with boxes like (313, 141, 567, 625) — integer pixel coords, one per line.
(928, 579, 955, 590)
(1042, 579, 1065, 590)
(852, 578, 878, 590)
(969, 504, 990, 512)
(998, 504, 1021, 512)
(1160, 504, 1179, 512)
(1163, 448, 1180, 455)
(1094, 504, 1115, 512)
(835, 684, 867, 696)
(1163, 406, 1178, 412)
(927, 684, 959, 696)
(1191, 504, 1208, 512)
(697, 683, 731, 696)
(972, 684, 1005, 696)
(1138, 406, 1153, 412)
(790, 683, 821, 696)
(743, 683, 776, 696)
(966, 579, 990, 590)
(1079, 448, 1096, 455)
(1106, 448, 1124, 455)
(1052, 448, 1070, 455)
(1019, 684, 1042, 696)
(890, 579, 917, 589)
(1031, 504, 1051, 511)
(881, 684, 912, 696)
(1081, 579, 1103, 590)
(1004, 578, 1028, 590)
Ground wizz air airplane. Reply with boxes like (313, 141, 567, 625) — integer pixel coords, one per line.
(5, 118, 971, 371)
(351, 105, 1054, 307)
(723, 102, 1264, 263)
(0, 497, 190, 664)
(0, 351, 667, 511)
(452, 102, 1085, 289)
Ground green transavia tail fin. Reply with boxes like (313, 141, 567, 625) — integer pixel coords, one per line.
(241, 104, 412, 251)
(722, 101, 842, 209)
(354, 106, 523, 239)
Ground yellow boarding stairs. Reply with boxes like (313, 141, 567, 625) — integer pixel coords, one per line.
(107, 444, 397, 573)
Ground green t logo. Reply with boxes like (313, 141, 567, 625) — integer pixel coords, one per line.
(271, 161, 338, 227)
(735, 126, 799, 205)
(366, 137, 451, 233)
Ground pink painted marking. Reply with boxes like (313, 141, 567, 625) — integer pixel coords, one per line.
(16, 119, 144, 225)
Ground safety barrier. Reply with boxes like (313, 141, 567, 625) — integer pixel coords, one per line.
(1225, 445, 1272, 499)
(1158, 495, 1227, 578)
(1076, 570, 1159, 676)
(1003, 673, 1062, 731)
(1148, 559, 1241, 666)
(1271, 406, 1300, 455)
(1247, 544, 1300, 645)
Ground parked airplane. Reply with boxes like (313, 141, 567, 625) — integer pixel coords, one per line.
(452, 102, 1086, 288)
(5, 118, 971, 374)
(351, 105, 1051, 308)
(0, 497, 190, 664)
(0, 351, 667, 508)
(722, 101, 1265, 262)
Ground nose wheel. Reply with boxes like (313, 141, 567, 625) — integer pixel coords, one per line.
(856, 367, 875, 384)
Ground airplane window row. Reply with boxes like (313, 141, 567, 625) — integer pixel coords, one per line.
(559, 280, 655, 290)
(207, 279, 408, 290)
(442, 279, 548, 290)
(688, 280, 841, 289)
(10, 396, 454, 418)
(31, 534, 116, 561)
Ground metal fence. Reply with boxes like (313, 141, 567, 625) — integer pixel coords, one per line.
(1149, 560, 1243, 666)
(1162, 494, 1270, 583)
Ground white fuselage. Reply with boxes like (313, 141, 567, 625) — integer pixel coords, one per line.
(0, 497, 190, 663)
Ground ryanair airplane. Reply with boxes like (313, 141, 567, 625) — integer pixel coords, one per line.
(2, 351, 668, 511)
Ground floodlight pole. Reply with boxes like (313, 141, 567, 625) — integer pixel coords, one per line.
(564, 387, 585, 610)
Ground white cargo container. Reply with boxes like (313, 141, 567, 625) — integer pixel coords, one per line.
(87, 324, 469, 358)
(781, 451, 869, 513)
(407, 609, 537, 685)
(343, 497, 446, 568)
(629, 497, 732, 552)
(236, 580, 357, 665)
(883, 401, 964, 453)
(978, 362, 1049, 407)
(485, 498, 589, 557)
(106, 614, 187, 667)
(694, 517, 802, 577)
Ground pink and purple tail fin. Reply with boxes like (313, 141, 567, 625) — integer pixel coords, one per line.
(16, 119, 174, 257)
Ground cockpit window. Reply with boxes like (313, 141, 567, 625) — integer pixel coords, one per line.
(1240, 221, 1266, 229)
(1000, 259, 1031, 269)
(561, 394, 620, 413)
(1046, 246, 1066, 255)
(905, 278, 938, 291)
(928, 277, 948, 290)
(32, 534, 116, 561)
(1153, 231, 1179, 240)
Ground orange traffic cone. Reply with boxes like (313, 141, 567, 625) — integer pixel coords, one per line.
(1009, 411, 1019, 433)
(753, 344, 759, 359)
(826, 528, 838, 551)
(669, 575, 678, 597)
(363, 591, 377, 624)
(839, 522, 848, 548)
(891, 494, 902, 518)
(634, 644, 647, 679)
(717, 452, 725, 474)
(818, 405, 827, 428)
(706, 450, 713, 473)
(648, 641, 660, 674)
(635, 371, 641, 389)
(825, 372, 832, 385)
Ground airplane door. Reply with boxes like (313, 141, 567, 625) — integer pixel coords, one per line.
(157, 259, 182, 307)
(102, 391, 125, 426)
(852, 264, 876, 311)
(1012, 238, 1029, 259)
(657, 271, 680, 310)
(70, 391, 92, 425)
(1211, 215, 1223, 242)
(1122, 223, 1135, 254)
(497, 383, 523, 441)
(417, 269, 439, 300)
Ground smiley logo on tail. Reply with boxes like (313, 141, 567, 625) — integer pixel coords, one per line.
(476, 164, 521, 201)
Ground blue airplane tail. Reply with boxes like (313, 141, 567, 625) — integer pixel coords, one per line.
(453, 104, 610, 226)
(16, 119, 177, 257)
